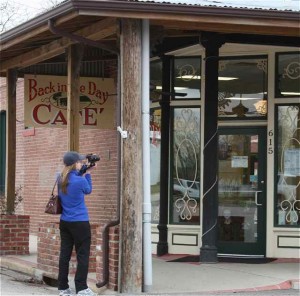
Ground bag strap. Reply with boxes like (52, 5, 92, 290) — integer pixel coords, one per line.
(51, 176, 60, 195)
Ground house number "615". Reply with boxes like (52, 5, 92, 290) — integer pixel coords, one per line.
(268, 130, 274, 154)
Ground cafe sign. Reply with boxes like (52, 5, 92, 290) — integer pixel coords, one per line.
(24, 74, 115, 129)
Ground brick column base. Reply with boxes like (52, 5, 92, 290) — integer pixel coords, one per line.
(37, 222, 98, 275)
(96, 225, 119, 291)
(0, 215, 30, 255)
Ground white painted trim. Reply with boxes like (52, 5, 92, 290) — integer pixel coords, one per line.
(266, 51, 276, 258)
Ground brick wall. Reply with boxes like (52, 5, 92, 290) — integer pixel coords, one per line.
(96, 225, 119, 291)
(37, 222, 120, 290)
(21, 122, 119, 234)
(0, 215, 30, 255)
(0, 78, 26, 215)
(0, 77, 119, 233)
(0, 73, 120, 289)
(37, 222, 99, 275)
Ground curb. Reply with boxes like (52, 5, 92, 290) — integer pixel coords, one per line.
(0, 256, 42, 280)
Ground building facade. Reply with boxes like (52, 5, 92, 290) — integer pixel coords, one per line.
(149, 45, 300, 259)
(0, 0, 299, 292)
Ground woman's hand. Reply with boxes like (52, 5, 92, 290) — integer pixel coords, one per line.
(85, 163, 97, 174)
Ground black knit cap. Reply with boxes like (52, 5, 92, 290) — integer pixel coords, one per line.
(63, 151, 86, 166)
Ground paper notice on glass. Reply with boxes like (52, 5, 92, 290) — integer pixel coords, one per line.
(232, 156, 248, 168)
(250, 174, 258, 182)
(284, 148, 300, 176)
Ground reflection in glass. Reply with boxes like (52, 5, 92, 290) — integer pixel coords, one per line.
(150, 60, 163, 102)
(150, 108, 161, 223)
(171, 108, 201, 224)
(218, 58, 268, 118)
(276, 105, 300, 226)
(218, 134, 259, 242)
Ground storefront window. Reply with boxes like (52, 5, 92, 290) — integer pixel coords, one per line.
(170, 107, 201, 224)
(150, 60, 163, 102)
(150, 108, 161, 223)
(275, 52, 300, 98)
(218, 57, 268, 119)
(173, 57, 201, 99)
(276, 104, 300, 227)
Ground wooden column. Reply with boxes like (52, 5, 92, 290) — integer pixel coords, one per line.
(120, 19, 143, 293)
(200, 33, 224, 263)
(157, 56, 171, 256)
(67, 44, 84, 152)
(5, 69, 17, 214)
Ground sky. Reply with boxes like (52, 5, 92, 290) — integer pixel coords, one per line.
(1, 0, 64, 32)
(11, 0, 63, 12)
(9, 0, 57, 16)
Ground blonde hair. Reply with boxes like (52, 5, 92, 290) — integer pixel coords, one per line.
(61, 163, 77, 194)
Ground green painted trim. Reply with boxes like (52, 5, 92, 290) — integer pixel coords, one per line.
(0, 111, 6, 194)
(217, 126, 267, 256)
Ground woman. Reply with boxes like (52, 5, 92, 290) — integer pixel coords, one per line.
(58, 151, 96, 296)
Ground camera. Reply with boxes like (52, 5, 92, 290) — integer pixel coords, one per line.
(86, 153, 100, 164)
(79, 153, 100, 175)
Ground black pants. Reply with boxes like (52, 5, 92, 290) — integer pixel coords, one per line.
(58, 220, 91, 293)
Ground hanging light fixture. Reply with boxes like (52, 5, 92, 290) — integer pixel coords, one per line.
(254, 99, 267, 115)
(254, 63, 268, 115)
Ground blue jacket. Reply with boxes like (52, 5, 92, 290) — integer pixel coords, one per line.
(59, 170, 92, 222)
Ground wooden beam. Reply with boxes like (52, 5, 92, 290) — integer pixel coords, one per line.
(0, 18, 117, 72)
(67, 44, 84, 152)
(80, 10, 300, 37)
(153, 19, 300, 37)
(5, 69, 17, 214)
(120, 18, 143, 293)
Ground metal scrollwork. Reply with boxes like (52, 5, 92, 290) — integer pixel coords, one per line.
(174, 108, 199, 221)
(282, 62, 300, 80)
(175, 191, 198, 221)
(278, 106, 300, 224)
(257, 59, 267, 73)
(281, 198, 300, 224)
(177, 64, 197, 81)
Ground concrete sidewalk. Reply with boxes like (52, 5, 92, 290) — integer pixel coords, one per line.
(0, 235, 299, 295)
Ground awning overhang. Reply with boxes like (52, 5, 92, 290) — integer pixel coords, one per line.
(0, 0, 299, 75)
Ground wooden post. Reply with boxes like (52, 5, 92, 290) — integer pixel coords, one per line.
(5, 69, 17, 214)
(120, 19, 143, 293)
(67, 44, 84, 152)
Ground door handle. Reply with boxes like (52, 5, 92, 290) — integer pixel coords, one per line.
(255, 191, 263, 206)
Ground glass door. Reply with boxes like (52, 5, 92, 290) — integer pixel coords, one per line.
(218, 127, 266, 256)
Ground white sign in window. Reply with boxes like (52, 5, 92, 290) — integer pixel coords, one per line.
(284, 148, 300, 176)
(231, 156, 248, 168)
